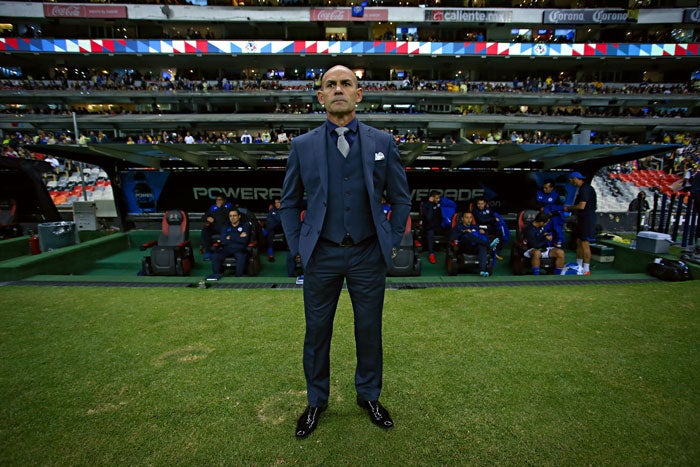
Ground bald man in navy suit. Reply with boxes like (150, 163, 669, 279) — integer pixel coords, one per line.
(280, 65, 411, 438)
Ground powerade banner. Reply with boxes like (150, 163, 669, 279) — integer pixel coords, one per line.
(119, 169, 577, 217)
(121, 171, 170, 214)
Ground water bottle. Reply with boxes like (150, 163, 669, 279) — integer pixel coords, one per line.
(629, 238, 636, 249)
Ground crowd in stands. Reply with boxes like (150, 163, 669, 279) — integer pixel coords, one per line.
(2, 101, 690, 119)
(1, 75, 692, 95)
(4, 123, 700, 149)
(1, 76, 695, 121)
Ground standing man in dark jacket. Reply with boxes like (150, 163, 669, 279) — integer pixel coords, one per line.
(264, 197, 283, 262)
(628, 191, 650, 212)
(421, 190, 442, 264)
(565, 171, 597, 275)
(280, 65, 411, 439)
(689, 164, 700, 259)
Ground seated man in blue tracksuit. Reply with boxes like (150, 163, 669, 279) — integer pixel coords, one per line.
(449, 211, 500, 277)
(521, 212, 565, 275)
(209, 207, 251, 279)
(473, 198, 509, 254)
(200, 195, 232, 260)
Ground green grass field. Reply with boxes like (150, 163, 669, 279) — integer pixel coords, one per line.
(1, 283, 699, 465)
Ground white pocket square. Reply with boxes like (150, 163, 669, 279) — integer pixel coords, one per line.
(374, 152, 385, 161)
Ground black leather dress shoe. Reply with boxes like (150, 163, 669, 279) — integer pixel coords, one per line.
(295, 405, 326, 439)
(357, 397, 394, 429)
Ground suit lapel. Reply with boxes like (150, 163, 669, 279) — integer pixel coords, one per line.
(309, 126, 328, 198)
(359, 123, 375, 194)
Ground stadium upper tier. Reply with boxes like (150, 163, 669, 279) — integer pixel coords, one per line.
(2, 3, 700, 137)
(2, 2, 700, 81)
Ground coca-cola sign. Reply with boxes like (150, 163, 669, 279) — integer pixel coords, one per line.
(683, 8, 700, 23)
(44, 4, 128, 19)
(424, 9, 512, 23)
(310, 8, 387, 22)
(543, 9, 628, 24)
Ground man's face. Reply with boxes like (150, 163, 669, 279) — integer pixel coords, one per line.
(476, 200, 486, 210)
(542, 184, 554, 194)
(569, 177, 582, 187)
(215, 197, 225, 207)
(274, 199, 281, 209)
(462, 213, 474, 225)
(317, 66, 363, 120)
(229, 211, 240, 224)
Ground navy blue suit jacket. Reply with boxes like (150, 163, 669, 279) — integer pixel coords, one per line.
(280, 121, 411, 269)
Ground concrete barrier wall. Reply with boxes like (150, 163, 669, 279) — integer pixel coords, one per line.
(0, 233, 129, 281)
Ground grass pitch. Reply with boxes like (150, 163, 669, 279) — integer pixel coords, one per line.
(1, 283, 698, 465)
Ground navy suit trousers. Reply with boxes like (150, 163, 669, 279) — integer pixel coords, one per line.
(302, 237, 386, 406)
(211, 245, 248, 277)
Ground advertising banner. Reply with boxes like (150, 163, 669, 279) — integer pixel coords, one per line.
(119, 169, 575, 217)
(424, 9, 513, 23)
(543, 9, 630, 24)
(121, 171, 170, 214)
(310, 8, 388, 22)
(43, 4, 128, 19)
(683, 8, 700, 23)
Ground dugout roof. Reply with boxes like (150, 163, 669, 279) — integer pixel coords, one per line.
(26, 142, 678, 174)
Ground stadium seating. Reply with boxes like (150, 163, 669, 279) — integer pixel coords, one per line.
(140, 209, 195, 276)
(387, 214, 422, 277)
(609, 169, 681, 196)
(593, 169, 684, 213)
(45, 165, 115, 207)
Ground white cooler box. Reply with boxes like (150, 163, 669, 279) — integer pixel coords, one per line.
(635, 231, 673, 254)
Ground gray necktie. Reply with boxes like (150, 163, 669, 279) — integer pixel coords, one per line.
(335, 127, 350, 158)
